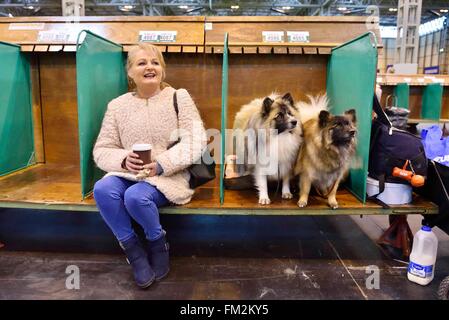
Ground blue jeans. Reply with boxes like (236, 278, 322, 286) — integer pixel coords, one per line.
(93, 176, 169, 242)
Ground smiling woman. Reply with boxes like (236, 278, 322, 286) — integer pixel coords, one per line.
(126, 43, 167, 96)
(92, 42, 207, 289)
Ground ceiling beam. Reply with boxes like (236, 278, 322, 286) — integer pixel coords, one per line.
(311, 0, 337, 16)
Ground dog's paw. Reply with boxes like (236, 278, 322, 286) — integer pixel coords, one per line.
(282, 192, 293, 199)
(259, 197, 271, 205)
(328, 200, 339, 210)
(297, 199, 308, 208)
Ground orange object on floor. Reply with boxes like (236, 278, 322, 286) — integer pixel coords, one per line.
(377, 215, 414, 258)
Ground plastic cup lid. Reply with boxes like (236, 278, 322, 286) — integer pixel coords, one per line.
(132, 143, 152, 151)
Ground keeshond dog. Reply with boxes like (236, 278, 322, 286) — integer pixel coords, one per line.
(294, 95, 357, 209)
(233, 93, 303, 205)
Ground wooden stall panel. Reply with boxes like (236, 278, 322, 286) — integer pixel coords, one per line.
(205, 16, 382, 46)
(39, 53, 81, 167)
(381, 86, 422, 120)
(0, 17, 205, 46)
(378, 74, 449, 122)
(227, 54, 328, 130)
(408, 87, 424, 119)
(442, 87, 449, 119)
(30, 56, 45, 163)
(164, 54, 223, 132)
(378, 74, 449, 86)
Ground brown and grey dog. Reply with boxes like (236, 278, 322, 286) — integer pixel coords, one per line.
(294, 95, 357, 209)
(233, 92, 303, 205)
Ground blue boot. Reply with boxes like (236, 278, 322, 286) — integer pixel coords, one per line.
(147, 231, 170, 281)
(120, 235, 155, 288)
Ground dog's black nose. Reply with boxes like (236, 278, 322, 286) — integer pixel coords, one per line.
(291, 120, 297, 126)
(349, 130, 356, 137)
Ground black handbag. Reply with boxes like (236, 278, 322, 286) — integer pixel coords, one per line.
(369, 95, 427, 198)
(170, 91, 216, 188)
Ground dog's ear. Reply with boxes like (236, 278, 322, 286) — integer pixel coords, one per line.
(344, 109, 357, 124)
(262, 97, 274, 118)
(319, 110, 330, 128)
(282, 92, 294, 106)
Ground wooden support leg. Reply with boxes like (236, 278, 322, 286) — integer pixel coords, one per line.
(377, 215, 413, 258)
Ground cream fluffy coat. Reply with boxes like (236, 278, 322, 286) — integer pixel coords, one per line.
(93, 87, 207, 205)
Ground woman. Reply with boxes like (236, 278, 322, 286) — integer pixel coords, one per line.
(93, 43, 207, 289)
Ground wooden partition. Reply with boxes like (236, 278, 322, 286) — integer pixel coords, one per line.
(204, 16, 382, 54)
(0, 17, 437, 216)
(378, 74, 449, 122)
(0, 16, 205, 52)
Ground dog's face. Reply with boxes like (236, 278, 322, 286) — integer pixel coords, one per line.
(261, 93, 299, 134)
(319, 109, 357, 147)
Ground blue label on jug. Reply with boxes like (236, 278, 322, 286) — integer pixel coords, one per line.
(408, 261, 433, 278)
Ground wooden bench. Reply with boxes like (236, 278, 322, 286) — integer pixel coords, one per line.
(0, 164, 437, 217)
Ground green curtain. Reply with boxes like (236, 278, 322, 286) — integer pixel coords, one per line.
(76, 31, 127, 197)
(421, 83, 443, 120)
(220, 33, 229, 205)
(394, 83, 410, 109)
(0, 41, 34, 176)
(326, 33, 378, 203)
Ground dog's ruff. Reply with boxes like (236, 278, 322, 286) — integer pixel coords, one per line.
(295, 94, 357, 209)
(233, 92, 303, 205)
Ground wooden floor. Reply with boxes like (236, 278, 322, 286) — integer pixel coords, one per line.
(0, 163, 438, 215)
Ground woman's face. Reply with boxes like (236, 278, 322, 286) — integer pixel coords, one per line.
(128, 49, 164, 90)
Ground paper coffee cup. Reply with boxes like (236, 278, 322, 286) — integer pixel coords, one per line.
(132, 143, 152, 165)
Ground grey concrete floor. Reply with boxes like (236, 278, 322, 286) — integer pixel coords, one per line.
(1, 214, 448, 300)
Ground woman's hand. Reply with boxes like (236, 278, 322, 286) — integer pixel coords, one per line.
(124, 152, 143, 173)
(142, 162, 158, 177)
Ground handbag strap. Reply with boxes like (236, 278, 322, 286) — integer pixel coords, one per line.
(373, 94, 392, 128)
(173, 91, 179, 116)
(367, 174, 390, 209)
(385, 94, 397, 108)
(431, 160, 449, 203)
(167, 91, 180, 149)
(369, 120, 382, 154)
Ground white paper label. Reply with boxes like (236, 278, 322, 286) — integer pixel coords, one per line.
(139, 31, 177, 42)
(262, 31, 284, 43)
(432, 78, 445, 83)
(287, 31, 310, 43)
(9, 23, 45, 30)
(37, 30, 71, 42)
(205, 22, 213, 31)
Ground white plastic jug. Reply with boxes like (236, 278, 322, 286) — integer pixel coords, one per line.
(407, 225, 438, 286)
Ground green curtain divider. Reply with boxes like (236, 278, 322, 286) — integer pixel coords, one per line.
(326, 33, 378, 203)
(0, 41, 34, 176)
(220, 33, 229, 205)
(394, 83, 410, 109)
(421, 83, 443, 120)
(76, 30, 128, 198)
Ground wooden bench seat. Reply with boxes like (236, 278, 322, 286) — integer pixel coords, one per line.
(0, 163, 438, 216)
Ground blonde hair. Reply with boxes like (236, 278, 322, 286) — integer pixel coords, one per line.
(126, 43, 170, 90)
